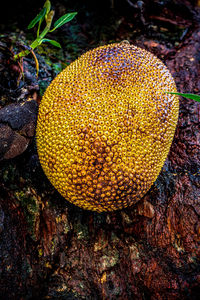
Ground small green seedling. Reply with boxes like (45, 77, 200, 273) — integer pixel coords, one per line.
(13, 0, 77, 76)
(167, 92, 200, 103)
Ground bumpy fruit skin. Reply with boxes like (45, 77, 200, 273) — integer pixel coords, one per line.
(36, 42, 179, 212)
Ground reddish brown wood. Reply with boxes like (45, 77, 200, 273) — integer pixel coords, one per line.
(0, 2, 199, 299)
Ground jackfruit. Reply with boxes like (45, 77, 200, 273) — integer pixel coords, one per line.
(36, 42, 179, 212)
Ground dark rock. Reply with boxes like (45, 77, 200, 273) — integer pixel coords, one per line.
(0, 100, 38, 160)
(0, 122, 29, 160)
(0, 100, 38, 131)
(3, 132, 29, 160)
(0, 124, 14, 159)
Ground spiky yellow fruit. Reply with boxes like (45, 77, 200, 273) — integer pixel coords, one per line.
(36, 42, 179, 212)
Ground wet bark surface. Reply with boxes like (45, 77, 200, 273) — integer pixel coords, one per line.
(0, 1, 200, 299)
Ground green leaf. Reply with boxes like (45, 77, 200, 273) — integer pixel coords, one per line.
(40, 38, 62, 48)
(28, 7, 47, 29)
(50, 12, 77, 32)
(166, 92, 200, 103)
(44, 0, 51, 18)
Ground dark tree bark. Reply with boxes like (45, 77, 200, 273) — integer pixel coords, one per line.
(0, 1, 200, 299)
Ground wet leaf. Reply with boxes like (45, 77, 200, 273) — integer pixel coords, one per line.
(44, 0, 51, 19)
(40, 38, 61, 48)
(51, 12, 77, 32)
(167, 92, 200, 103)
(28, 7, 47, 29)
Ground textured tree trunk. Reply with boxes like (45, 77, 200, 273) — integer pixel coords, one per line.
(0, 5, 200, 300)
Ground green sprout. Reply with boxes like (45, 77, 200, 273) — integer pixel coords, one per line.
(13, 0, 77, 76)
(167, 92, 200, 103)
